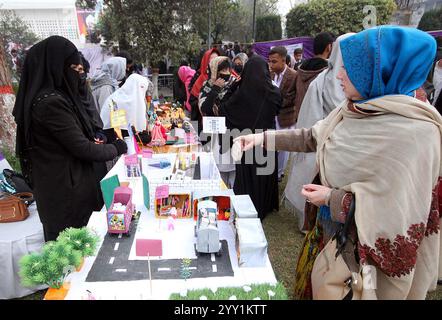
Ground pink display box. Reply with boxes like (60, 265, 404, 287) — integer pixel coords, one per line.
(107, 186, 134, 234)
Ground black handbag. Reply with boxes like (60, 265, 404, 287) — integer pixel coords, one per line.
(3, 169, 33, 194)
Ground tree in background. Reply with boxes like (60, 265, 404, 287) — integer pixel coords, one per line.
(98, 0, 201, 68)
(0, 10, 39, 80)
(418, 7, 442, 31)
(286, 0, 396, 38)
(256, 15, 282, 42)
(101, 0, 131, 51)
(76, 0, 97, 10)
(96, 0, 281, 67)
(0, 10, 38, 153)
(0, 40, 16, 153)
(187, 0, 238, 46)
(227, 0, 279, 43)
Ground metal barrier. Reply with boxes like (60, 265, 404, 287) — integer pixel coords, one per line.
(147, 73, 174, 98)
(147, 73, 175, 90)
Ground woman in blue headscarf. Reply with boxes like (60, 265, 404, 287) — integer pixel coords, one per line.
(235, 26, 442, 300)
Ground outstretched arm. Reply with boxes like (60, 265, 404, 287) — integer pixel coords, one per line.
(233, 128, 317, 153)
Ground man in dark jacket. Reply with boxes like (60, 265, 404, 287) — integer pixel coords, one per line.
(269, 46, 298, 180)
(293, 48, 304, 71)
(13, 36, 128, 241)
(293, 32, 334, 121)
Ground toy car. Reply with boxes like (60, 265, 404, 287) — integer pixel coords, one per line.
(194, 200, 222, 256)
(107, 186, 135, 236)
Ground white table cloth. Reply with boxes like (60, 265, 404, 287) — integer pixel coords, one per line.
(0, 203, 47, 299)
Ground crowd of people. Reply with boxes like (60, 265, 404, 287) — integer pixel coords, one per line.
(10, 24, 442, 300)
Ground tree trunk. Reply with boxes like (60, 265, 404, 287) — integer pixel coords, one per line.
(152, 68, 159, 100)
(0, 41, 17, 153)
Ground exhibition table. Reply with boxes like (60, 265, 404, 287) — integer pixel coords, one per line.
(64, 153, 277, 300)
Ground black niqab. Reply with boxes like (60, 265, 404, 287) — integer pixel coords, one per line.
(13, 36, 95, 175)
(223, 55, 281, 131)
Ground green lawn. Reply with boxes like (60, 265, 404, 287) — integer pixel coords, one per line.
(15, 162, 442, 300)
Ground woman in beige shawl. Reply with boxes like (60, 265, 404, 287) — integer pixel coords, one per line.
(235, 26, 441, 300)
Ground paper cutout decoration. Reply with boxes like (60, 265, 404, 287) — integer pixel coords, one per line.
(136, 239, 163, 257)
(155, 185, 169, 199)
(142, 174, 150, 209)
(100, 175, 120, 210)
(142, 148, 153, 158)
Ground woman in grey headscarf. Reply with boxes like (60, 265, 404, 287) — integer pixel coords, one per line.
(90, 56, 126, 112)
(283, 33, 354, 232)
(232, 53, 248, 75)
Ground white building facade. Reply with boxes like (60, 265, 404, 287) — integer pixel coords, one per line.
(0, 0, 82, 47)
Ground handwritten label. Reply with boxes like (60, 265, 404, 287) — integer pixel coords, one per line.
(155, 185, 169, 199)
(142, 148, 153, 158)
(110, 109, 127, 128)
(174, 128, 186, 139)
(124, 154, 139, 165)
(203, 116, 226, 134)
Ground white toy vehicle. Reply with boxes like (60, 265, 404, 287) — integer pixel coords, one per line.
(195, 200, 222, 256)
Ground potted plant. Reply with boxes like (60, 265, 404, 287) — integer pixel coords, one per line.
(19, 241, 82, 300)
(56, 227, 100, 272)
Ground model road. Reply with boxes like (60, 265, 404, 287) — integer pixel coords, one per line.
(86, 219, 234, 282)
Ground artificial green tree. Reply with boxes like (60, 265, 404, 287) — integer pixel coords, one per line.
(180, 258, 193, 281)
(56, 227, 100, 258)
(19, 241, 82, 289)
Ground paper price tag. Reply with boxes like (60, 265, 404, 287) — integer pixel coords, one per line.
(155, 185, 169, 199)
(110, 109, 127, 128)
(124, 154, 138, 165)
(203, 116, 226, 134)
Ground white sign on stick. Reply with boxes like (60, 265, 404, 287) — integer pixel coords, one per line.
(203, 116, 227, 134)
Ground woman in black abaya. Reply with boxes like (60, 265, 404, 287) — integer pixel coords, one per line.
(13, 36, 127, 241)
(217, 56, 281, 219)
